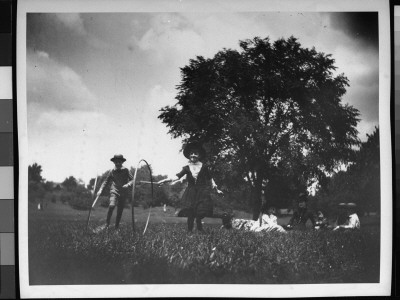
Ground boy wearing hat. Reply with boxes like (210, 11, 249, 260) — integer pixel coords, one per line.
(97, 154, 134, 229)
(286, 193, 316, 230)
(157, 141, 223, 233)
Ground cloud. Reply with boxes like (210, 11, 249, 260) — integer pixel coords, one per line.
(55, 13, 87, 36)
(132, 12, 271, 66)
(357, 119, 379, 143)
(132, 13, 206, 66)
(134, 85, 187, 177)
(328, 12, 378, 50)
(36, 50, 49, 59)
(54, 13, 112, 50)
(344, 82, 379, 123)
(26, 12, 382, 183)
(27, 81, 185, 183)
(27, 105, 141, 183)
(330, 43, 379, 134)
(27, 50, 98, 111)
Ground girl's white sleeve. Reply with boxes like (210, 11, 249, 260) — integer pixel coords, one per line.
(344, 215, 358, 228)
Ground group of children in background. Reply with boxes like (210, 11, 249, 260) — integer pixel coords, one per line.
(222, 193, 361, 233)
(97, 141, 361, 234)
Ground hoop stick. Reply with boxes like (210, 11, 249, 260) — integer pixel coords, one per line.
(85, 175, 99, 231)
(131, 165, 139, 232)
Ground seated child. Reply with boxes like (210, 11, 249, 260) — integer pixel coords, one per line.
(333, 203, 360, 231)
(286, 193, 316, 230)
(222, 207, 286, 233)
(314, 210, 329, 230)
(252, 207, 286, 233)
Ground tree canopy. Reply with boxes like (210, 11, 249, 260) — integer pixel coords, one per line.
(62, 176, 77, 190)
(159, 36, 361, 218)
(28, 162, 44, 183)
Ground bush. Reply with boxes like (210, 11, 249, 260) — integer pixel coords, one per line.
(57, 187, 93, 210)
(68, 190, 92, 210)
(28, 181, 46, 203)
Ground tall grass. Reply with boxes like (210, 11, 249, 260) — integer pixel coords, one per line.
(28, 219, 380, 285)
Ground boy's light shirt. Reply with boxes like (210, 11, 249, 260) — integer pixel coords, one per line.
(99, 167, 134, 196)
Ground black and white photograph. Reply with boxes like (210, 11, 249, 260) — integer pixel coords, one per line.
(17, 0, 392, 297)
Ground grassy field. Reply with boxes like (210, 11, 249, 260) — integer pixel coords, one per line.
(28, 202, 380, 285)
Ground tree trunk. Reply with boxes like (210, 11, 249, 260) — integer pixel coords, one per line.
(251, 177, 263, 220)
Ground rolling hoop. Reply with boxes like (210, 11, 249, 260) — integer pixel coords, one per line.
(131, 159, 154, 234)
(86, 159, 154, 234)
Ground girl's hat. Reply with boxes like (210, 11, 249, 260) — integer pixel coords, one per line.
(183, 140, 206, 159)
(346, 203, 357, 211)
(111, 154, 126, 162)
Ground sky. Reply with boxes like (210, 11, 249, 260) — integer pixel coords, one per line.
(26, 11, 379, 184)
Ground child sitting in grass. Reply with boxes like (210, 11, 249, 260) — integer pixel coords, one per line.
(222, 206, 286, 233)
(314, 211, 329, 230)
(252, 206, 286, 233)
(333, 203, 360, 231)
(286, 193, 316, 230)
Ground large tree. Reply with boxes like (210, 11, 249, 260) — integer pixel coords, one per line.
(159, 36, 360, 219)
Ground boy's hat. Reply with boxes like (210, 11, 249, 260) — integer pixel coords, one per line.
(183, 140, 206, 159)
(111, 154, 126, 162)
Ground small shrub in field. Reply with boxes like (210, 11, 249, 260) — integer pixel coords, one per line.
(57, 187, 93, 210)
(68, 190, 92, 210)
(59, 192, 71, 204)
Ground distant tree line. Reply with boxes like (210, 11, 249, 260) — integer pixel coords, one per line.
(28, 163, 187, 211)
(28, 125, 379, 215)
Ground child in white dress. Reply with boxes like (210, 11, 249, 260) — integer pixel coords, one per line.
(225, 207, 286, 233)
(333, 203, 360, 231)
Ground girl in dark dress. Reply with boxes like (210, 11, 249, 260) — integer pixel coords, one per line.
(157, 141, 223, 232)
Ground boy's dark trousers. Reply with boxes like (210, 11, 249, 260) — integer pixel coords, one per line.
(106, 197, 126, 228)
